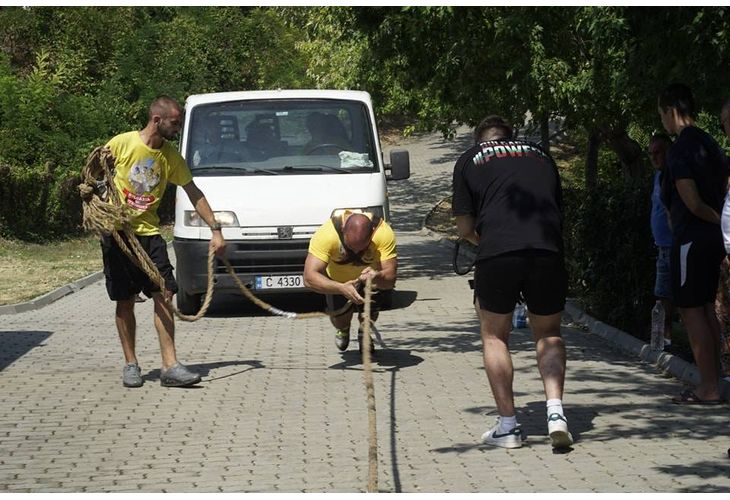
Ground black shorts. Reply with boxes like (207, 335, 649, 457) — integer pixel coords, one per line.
(326, 286, 392, 317)
(474, 249, 567, 315)
(671, 230, 725, 308)
(101, 232, 177, 301)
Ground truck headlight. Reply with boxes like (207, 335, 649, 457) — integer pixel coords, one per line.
(330, 206, 384, 221)
(184, 211, 239, 227)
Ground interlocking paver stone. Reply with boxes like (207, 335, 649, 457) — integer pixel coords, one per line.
(1, 127, 729, 492)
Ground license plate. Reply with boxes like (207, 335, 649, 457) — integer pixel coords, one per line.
(254, 274, 304, 290)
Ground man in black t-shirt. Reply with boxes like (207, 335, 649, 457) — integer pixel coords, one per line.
(452, 115, 572, 449)
(659, 83, 728, 405)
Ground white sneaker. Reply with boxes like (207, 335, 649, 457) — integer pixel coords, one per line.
(481, 419, 523, 449)
(547, 413, 574, 448)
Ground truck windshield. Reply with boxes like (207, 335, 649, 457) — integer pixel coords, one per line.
(185, 99, 379, 175)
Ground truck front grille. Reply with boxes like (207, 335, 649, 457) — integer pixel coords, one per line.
(218, 239, 310, 274)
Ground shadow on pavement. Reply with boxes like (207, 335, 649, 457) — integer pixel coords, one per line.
(387, 290, 418, 310)
(657, 461, 730, 492)
(143, 359, 265, 384)
(327, 347, 425, 492)
(203, 288, 418, 318)
(203, 291, 326, 317)
(328, 348, 424, 371)
(0, 330, 53, 372)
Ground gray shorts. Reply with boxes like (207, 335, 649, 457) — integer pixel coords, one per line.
(654, 245, 672, 300)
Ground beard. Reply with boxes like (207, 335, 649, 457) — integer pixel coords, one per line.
(158, 125, 179, 141)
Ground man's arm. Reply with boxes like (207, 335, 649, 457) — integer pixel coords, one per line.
(303, 253, 364, 304)
(182, 181, 226, 256)
(675, 178, 720, 224)
(455, 215, 479, 245)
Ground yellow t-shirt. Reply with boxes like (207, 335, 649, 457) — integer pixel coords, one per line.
(308, 218, 397, 283)
(106, 131, 193, 235)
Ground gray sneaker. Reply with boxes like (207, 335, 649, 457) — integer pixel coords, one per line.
(122, 362, 143, 388)
(160, 362, 201, 387)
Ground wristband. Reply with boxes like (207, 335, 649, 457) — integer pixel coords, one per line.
(211, 222, 222, 231)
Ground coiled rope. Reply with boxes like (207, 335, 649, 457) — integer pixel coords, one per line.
(78, 146, 355, 321)
(80, 146, 380, 490)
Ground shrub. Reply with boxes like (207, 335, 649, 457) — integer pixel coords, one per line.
(563, 179, 655, 339)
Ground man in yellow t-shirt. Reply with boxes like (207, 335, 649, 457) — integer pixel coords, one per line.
(304, 211, 397, 354)
(101, 95, 226, 389)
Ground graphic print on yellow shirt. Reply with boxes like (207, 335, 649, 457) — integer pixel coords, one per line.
(106, 131, 192, 235)
(308, 218, 397, 283)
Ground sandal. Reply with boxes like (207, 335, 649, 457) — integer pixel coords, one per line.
(671, 389, 723, 405)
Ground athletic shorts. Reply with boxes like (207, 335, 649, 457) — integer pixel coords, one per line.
(654, 245, 672, 300)
(326, 285, 392, 318)
(101, 232, 177, 301)
(473, 249, 567, 315)
(671, 230, 725, 308)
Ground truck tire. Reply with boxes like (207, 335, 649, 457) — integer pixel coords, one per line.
(177, 287, 202, 315)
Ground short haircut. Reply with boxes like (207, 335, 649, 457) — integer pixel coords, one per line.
(148, 95, 180, 120)
(658, 83, 695, 119)
(474, 115, 513, 143)
(649, 132, 672, 147)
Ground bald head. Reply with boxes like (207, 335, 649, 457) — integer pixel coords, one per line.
(342, 214, 374, 253)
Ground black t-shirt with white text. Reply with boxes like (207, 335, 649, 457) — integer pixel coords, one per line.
(452, 139, 563, 261)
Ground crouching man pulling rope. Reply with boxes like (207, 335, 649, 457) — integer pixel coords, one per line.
(89, 96, 226, 388)
(303, 210, 397, 355)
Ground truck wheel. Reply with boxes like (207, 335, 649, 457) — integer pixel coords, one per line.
(177, 288, 202, 315)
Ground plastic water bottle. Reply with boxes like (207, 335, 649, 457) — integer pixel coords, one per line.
(651, 300, 665, 352)
(513, 303, 528, 328)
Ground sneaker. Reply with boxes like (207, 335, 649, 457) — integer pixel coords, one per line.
(481, 419, 523, 449)
(357, 329, 375, 355)
(335, 328, 350, 351)
(160, 362, 201, 387)
(547, 413, 574, 448)
(122, 362, 143, 388)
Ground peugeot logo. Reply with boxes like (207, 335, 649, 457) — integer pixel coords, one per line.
(277, 226, 293, 239)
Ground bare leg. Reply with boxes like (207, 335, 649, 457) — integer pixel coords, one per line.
(678, 304, 721, 401)
(476, 299, 515, 417)
(329, 308, 354, 332)
(152, 292, 178, 370)
(115, 298, 137, 364)
(528, 311, 567, 401)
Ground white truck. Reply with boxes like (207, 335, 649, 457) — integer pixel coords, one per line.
(173, 89, 410, 314)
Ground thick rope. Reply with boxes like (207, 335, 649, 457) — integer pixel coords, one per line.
(79, 146, 352, 321)
(362, 275, 378, 492)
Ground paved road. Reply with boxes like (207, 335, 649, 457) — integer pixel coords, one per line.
(1, 128, 729, 492)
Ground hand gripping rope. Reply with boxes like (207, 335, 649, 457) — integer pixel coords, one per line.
(80, 147, 380, 490)
(78, 146, 355, 321)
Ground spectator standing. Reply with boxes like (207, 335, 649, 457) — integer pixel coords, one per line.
(648, 133, 675, 348)
(658, 84, 727, 404)
(716, 98, 730, 380)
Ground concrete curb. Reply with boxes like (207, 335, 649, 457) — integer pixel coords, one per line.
(433, 235, 730, 401)
(0, 270, 104, 315)
(564, 299, 730, 401)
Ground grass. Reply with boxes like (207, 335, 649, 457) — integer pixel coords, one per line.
(0, 225, 173, 306)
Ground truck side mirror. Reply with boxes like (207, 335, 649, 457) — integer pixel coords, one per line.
(386, 149, 410, 180)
